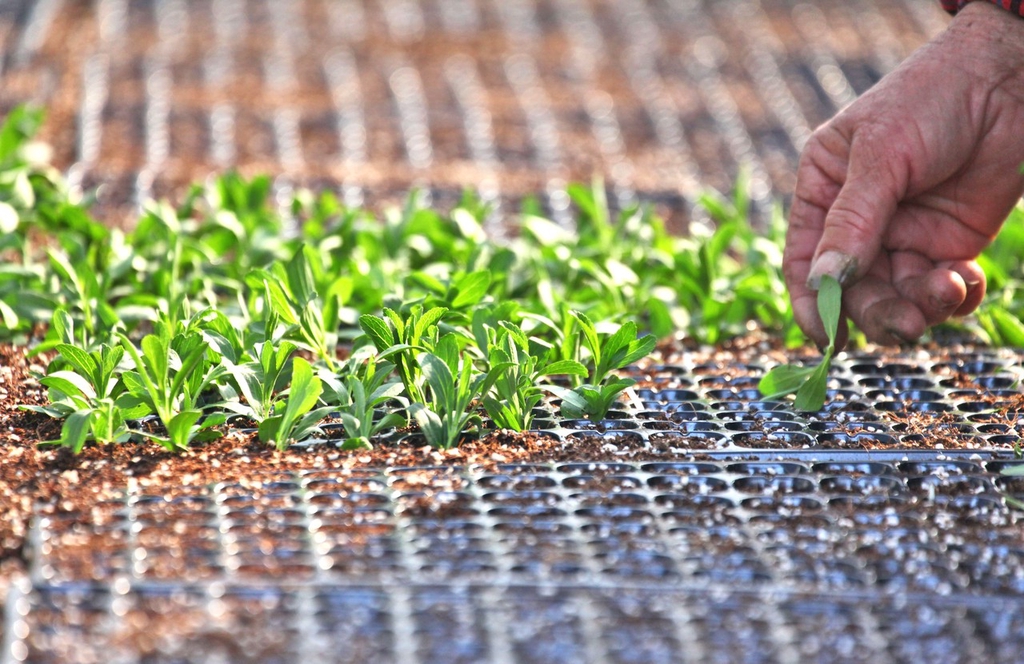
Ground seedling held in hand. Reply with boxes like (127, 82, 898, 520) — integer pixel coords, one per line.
(758, 275, 842, 411)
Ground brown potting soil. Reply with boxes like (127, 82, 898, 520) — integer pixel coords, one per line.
(4, 334, 1024, 587)
(0, 339, 716, 581)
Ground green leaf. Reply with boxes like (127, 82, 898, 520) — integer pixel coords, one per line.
(410, 403, 447, 448)
(140, 334, 169, 385)
(618, 334, 657, 369)
(646, 298, 674, 340)
(413, 307, 448, 341)
(55, 344, 98, 381)
(570, 310, 600, 364)
(285, 246, 317, 305)
(419, 353, 455, 412)
(818, 275, 842, 348)
(285, 357, 322, 421)
(11, 170, 33, 208)
(602, 321, 636, 360)
(758, 364, 818, 399)
(262, 357, 324, 448)
(547, 385, 589, 418)
(541, 360, 589, 377)
(451, 270, 491, 308)
(41, 371, 96, 400)
(991, 309, 1024, 347)
(793, 357, 831, 412)
(120, 371, 149, 400)
(258, 416, 283, 443)
(165, 410, 203, 450)
(265, 278, 299, 325)
(1001, 464, 1024, 477)
(115, 393, 151, 419)
(58, 410, 93, 454)
(0, 300, 18, 329)
(47, 251, 81, 293)
(359, 314, 394, 352)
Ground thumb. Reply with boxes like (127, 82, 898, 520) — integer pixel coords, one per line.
(806, 136, 907, 290)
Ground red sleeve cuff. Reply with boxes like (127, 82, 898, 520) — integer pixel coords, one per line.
(942, 0, 1024, 16)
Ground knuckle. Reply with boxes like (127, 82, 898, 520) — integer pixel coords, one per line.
(825, 203, 876, 243)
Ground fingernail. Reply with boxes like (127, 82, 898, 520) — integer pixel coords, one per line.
(929, 295, 957, 311)
(885, 328, 915, 346)
(807, 251, 857, 290)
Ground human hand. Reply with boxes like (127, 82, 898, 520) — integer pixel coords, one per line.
(785, 2, 1024, 348)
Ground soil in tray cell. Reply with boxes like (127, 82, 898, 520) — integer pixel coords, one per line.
(477, 472, 558, 490)
(397, 490, 479, 519)
(684, 548, 772, 586)
(388, 468, 466, 492)
(38, 526, 130, 583)
(507, 546, 588, 577)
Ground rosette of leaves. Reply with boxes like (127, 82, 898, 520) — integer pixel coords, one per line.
(409, 335, 509, 449)
(118, 321, 227, 451)
(481, 321, 587, 431)
(546, 312, 656, 421)
(24, 312, 144, 452)
(358, 305, 447, 405)
(257, 356, 334, 451)
(319, 351, 407, 449)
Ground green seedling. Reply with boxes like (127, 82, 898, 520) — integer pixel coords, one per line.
(222, 340, 298, 423)
(359, 305, 447, 405)
(319, 354, 407, 449)
(410, 269, 493, 313)
(25, 338, 144, 451)
(258, 356, 334, 451)
(410, 339, 509, 449)
(246, 247, 342, 370)
(759, 275, 842, 411)
(547, 377, 637, 422)
(570, 310, 656, 385)
(482, 322, 587, 431)
(118, 325, 226, 451)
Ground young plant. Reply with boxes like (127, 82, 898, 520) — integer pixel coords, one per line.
(758, 275, 842, 411)
(544, 312, 655, 421)
(221, 339, 298, 423)
(571, 310, 656, 385)
(482, 322, 587, 431)
(410, 336, 508, 449)
(359, 305, 447, 405)
(247, 247, 340, 370)
(25, 336, 144, 451)
(118, 324, 226, 451)
(319, 352, 407, 449)
(547, 377, 637, 421)
(258, 356, 334, 451)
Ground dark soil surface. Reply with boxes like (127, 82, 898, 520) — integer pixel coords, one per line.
(0, 340, 734, 580)
(4, 335, 1024, 588)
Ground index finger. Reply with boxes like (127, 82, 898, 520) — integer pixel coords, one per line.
(784, 149, 845, 347)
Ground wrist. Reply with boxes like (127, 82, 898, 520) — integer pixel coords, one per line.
(944, 1, 1024, 94)
(945, 0, 1024, 19)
